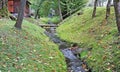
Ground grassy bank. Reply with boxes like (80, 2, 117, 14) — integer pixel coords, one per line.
(0, 19, 66, 72)
(57, 7, 120, 72)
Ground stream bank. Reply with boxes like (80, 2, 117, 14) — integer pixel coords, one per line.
(42, 24, 92, 72)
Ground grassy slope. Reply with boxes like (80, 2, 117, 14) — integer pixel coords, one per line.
(0, 19, 66, 72)
(57, 7, 120, 72)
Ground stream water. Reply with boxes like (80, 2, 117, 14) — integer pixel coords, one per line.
(43, 24, 91, 72)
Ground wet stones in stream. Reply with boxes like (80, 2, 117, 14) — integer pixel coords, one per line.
(43, 24, 91, 72)
(61, 48, 86, 72)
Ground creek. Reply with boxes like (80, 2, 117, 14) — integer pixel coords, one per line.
(42, 24, 91, 72)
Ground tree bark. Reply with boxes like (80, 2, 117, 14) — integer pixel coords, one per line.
(2, 0, 4, 8)
(114, 0, 120, 33)
(14, 0, 26, 29)
(92, 0, 98, 18)
(58, 0, 63, 21)
(34, 8, 40, 19)
(62, 1, 68, 19)
(98, 0, 102, 7)
(106, 0, 111, 19)
(1, 0, 7, 8)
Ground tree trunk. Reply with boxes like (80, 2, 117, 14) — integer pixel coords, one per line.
(0, 0, 8, 17)
(1, 0, 7, 8)
(98, 1, 102, 7)
(34, 0, 45, 19)
(2, 0, 4, 8)
(62, 1, 68, 19)
(114, 0, 120, 33)
(58, 0, 63, 21)
(106, 0, 111, 19)
(92, 0, 98, 18)
(14, 0, 26, 29)
(34, 8, 40, 19)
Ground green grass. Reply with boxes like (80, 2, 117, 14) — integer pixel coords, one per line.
(0, 19, 67, 72)
(57, 7, 120, 72)
(40, 16, 61, 24)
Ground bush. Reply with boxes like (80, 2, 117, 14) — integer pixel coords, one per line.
(0, 7, 8, 18)
(41, 16, 61, 24)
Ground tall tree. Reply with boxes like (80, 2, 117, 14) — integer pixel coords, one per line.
(58, 0, 63, 21)
(114, 0, 120, 33)
(92, 0, 98, 18)
(106, 0, 111, 19)
(61, 0, 87, 19)
(97, 0, 102, 6)
(97, 0, 106, 6)
(34, 0, 45, 19)
(61, 0, 68, 19)
(1, 0, 4, 8)
(0, 0, 7, 9)
(14, 0, 26, 29)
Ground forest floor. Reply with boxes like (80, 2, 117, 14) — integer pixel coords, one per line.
(0, 19, 67, 72)
(57, 7, 120, 72)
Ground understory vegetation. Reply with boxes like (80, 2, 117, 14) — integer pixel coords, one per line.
(40, 16, 61, 24)
(57, 7, 120, 72)
(0, 7, 8, 18)
(0, 19, 66, 72)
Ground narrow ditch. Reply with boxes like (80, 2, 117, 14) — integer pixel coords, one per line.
(42, 24, 92, 72)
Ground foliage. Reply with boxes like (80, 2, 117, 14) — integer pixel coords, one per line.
(0, 19, 67, 72)
(60, 0, 88, 17)
(0, 7, 8, 18)
(57, 7, 120, 71)
(61, 0, 87, 11)
(40, 16, 61, 24)
(30, 0, 88, 17)
(30, 0, 56, 17)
